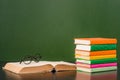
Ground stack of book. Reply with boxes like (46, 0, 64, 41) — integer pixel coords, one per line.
(74, 38, 117, 72)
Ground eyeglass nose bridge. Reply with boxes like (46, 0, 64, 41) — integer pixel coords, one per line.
(19, 54, 42, 65)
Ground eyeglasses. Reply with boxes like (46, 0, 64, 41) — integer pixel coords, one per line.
(19, 54, 42, 64)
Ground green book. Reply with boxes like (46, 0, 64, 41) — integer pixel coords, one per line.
(76, 44, 116, 51)
(76, 58, 117, 64)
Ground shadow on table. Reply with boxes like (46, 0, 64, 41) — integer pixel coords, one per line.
(76, 70, 117, 80)
(4, 70, 76, 80)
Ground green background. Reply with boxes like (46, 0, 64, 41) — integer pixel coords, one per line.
(0, 0, 120, 62)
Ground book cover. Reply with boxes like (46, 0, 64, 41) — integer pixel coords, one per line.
(75, 50, 116, 56)
(77, 66, 117, 72)
(75, 54, 116, 60)
(76, 62, 117, 68)
(75, 44, 116, 51)
(76, 58, 117, 64)
(74, 38, 117, 45)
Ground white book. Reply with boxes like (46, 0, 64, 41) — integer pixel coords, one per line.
(77, 66, 117, 72)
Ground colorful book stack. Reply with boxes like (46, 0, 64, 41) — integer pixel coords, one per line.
(74, 38, 117, 72)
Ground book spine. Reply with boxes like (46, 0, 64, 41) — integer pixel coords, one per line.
(90, 54, 116, 60)
(90, 50, 116, 56)
(91, 66, 117, 72)
(74, 38, 117, 45)
(77, 66, 117, 72)
(76, 54, 116, 60)
(75, 50, 116, 56)
(76, 62, 117, 68)
(76, 58, 117, 64)
(75, 44, 116, 51)
(90, 62, 117, 68)
(90, 39, 117, 44)
(91, 44, 116, 51)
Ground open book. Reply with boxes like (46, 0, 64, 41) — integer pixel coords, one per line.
(4, 69, 76, 80)
(3, 61, 76, 74)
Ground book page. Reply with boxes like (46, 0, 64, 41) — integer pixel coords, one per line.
(5, 61, 75, 68)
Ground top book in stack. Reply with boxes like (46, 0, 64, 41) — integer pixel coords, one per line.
(74, 38, 117, 45)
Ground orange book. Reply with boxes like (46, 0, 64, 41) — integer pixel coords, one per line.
(75, 50, 116, 56)
(74, 38, 117, 45)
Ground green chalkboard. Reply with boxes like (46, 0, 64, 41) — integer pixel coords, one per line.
(0, 0, 120, 62)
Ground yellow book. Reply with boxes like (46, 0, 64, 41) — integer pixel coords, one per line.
(75, 54, 116, 60)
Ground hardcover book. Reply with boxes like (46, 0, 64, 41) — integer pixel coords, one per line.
(74, 38, 117, 45)
(77, 66, 117, 72)
(76, 62, 117, 68)
(76, 58, 117, 64)
(75, 50, 116, 56)
(75, 54, 116, 60)
(75, 44, 116, 51)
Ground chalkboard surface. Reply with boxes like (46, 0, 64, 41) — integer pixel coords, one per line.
(0, 0, 120, 62)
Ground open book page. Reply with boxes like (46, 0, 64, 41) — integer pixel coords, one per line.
(4, 61, 75, 67)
